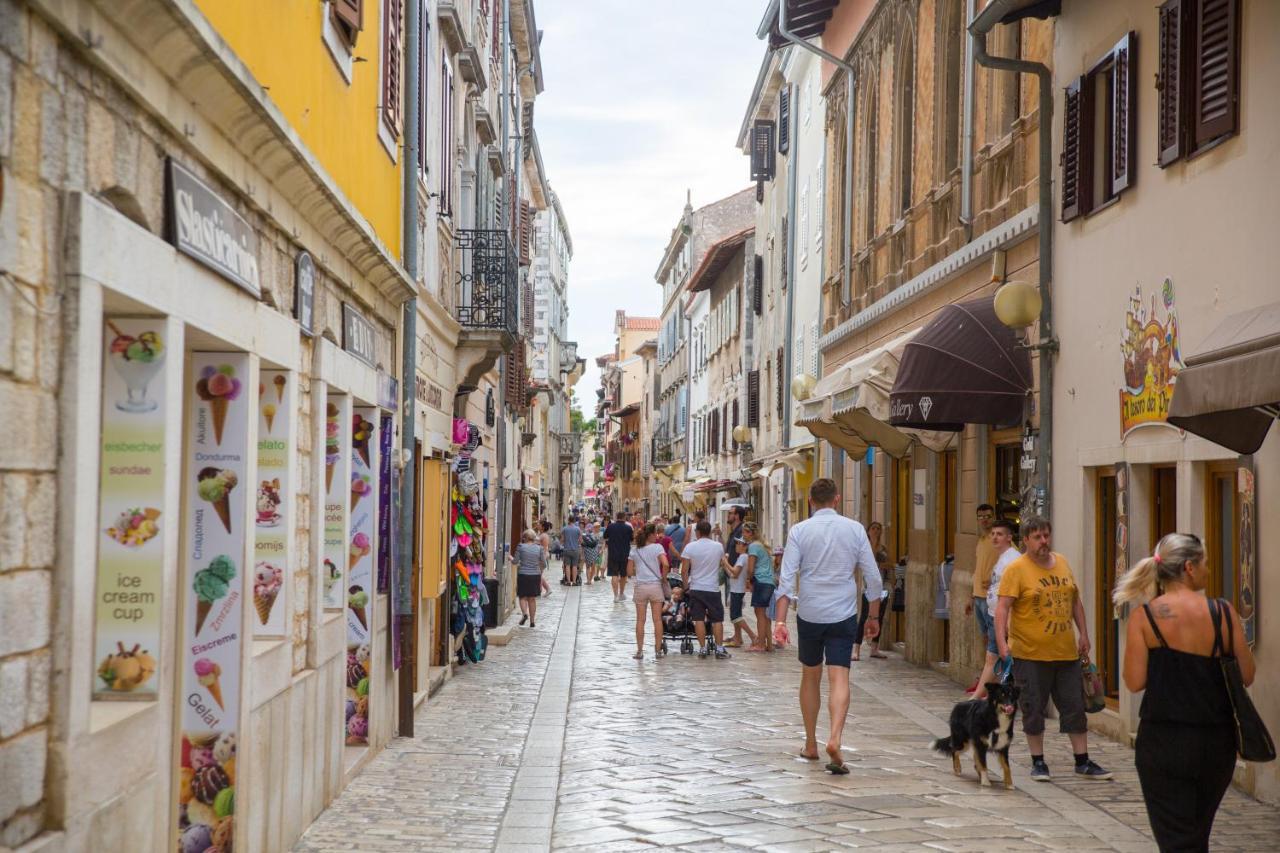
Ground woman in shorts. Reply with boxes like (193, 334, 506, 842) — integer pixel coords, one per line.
(513, 529, 546, 627)
(628, 523, 670, 660)
(742, 522, 776, 652)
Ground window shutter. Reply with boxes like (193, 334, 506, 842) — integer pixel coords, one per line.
(732, 399, 740, 447)
(776, 346, 785, 421)
(417, 9, 429, 174)
(1060, 76, 1087, 222)
(779, 215, 788, 289)
(747, 370, 759, 428)
(522, 282, 534, 337)
(750, 120, 777, 182)
(520, 201, 532, 265)
(382, 0, 402, 135)
(1111, 32, 1136, 193)
(753, 254, 763, 315)
(1192, 0, 1239, 148)
(778, 87, 791, 154)
(1157, 0, 1186, 166)
(333, 0, 363, 41)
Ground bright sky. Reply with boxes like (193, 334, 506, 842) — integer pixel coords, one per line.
(535, 0, 768, 411)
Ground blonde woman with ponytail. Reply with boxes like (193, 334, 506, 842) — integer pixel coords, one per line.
(1117, 532, 1256, 852)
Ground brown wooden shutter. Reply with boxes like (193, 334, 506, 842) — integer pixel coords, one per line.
(382, 0, 402, 135)
(1060, 77, 1087, 222)
(722, 403, 730, 452)
(505, 347, 524, 406)
(750, 120, 776, 182)
(752, 254, 763, 315)
(1192, 0, 1239, 148)
(776, 346, 785, 420)
(333, 0, 363, 42)
(1157, 0, 1186, 166)
(778, 87, 791, 154)
(1111, 32, 1136, 193)
(519, 201, 532, 265)
(732, 399, 740, 448)
(779, 216, 788, 289)
(747, 371, 759, 428)
(522, 282, 534, 336)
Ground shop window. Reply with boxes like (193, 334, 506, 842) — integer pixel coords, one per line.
(939, 451, 957, 562)
(1205, 466, 1241, 608)
(1151, 466, 1177, 542)
(1061, 33, 1136, 222)
(1095, 472, 1120, 700)
(993, 442, 1022, 526)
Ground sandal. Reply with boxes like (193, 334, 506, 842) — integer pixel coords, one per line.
(632, 651, 644, 660)
(744, 646, 765, 653)
(825, 762, 851, 775)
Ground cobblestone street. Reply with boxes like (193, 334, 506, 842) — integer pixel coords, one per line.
(296, 583, 1279, 852)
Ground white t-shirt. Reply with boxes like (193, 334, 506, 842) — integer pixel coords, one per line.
(630, 543, 665, 584)
(986, 548, 1020, 613)
(729, 554, 749, 593)
(682, 538, 725, 593)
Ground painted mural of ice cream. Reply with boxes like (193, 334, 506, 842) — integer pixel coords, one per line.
(348, 531, 371, 570)
(194, 364, 243, 446)
(194, 657, 224, 710)
(348, 585, 369, 631)
(107, 321, 165, 413)
(350, 471, 372, 511)
(193, 555, 236, 636)
(253, 561, 283, 625)
(197, 468, 238, 534)
(325, 402, 340, 492)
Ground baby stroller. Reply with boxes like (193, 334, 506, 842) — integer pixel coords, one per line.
(660, 577, 701, 655)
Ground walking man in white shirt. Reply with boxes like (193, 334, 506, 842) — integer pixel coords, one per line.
(774, 478, 883, 774)
(680, 520, 731, 659)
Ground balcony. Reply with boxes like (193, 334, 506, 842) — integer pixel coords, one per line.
(557, 431, 583, 468)
(455, 228, 519, 390)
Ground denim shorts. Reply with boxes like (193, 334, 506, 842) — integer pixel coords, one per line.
(796, 613, 858, 668)
(973, 597, 997, 654)
(729, 591, 746, 622)
(750, 582, 776, 610)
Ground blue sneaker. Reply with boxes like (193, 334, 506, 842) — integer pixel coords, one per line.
(1075, 760, 1112, 780)
(1030, 759, 1052, 781)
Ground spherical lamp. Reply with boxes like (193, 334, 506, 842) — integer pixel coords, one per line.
(993, 281, 1042, 330)
(732, 425, 751, 444)
(791, 373, 817, 401)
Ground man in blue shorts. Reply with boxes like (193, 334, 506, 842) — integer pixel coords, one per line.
(774, 478, 882, 773)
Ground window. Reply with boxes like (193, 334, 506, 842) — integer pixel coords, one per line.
(1061, 33, 1136, 222)
(1205, 464, 1241, 608)
(380, 0, 402, 136)
(939, 0, 963, 178)
(416, 7, 429, 176)
(1157, 0, 1241, 166)
(778, 86, 791, 154)
(439, 57, 454, 215)
(750, 120, 777, 185)
(895, 35, 915, 217)
(332, 0, 363, 48)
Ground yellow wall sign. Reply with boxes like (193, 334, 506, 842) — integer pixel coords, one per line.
(1120, 280, 1184, 439)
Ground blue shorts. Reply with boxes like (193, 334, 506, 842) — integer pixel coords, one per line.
(974, 597, 998, 655)
(796, 613, 857, 668)
(750, 582, 776, 610)
(729, 592, 746, 622)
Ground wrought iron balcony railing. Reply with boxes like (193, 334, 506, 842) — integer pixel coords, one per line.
(455, 229, 518, 335)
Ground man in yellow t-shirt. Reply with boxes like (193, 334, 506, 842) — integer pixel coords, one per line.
(995, 515, 1111, 783)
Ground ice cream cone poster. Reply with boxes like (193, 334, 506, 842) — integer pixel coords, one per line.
(94, 319, 168, 699)
(345, 407, 377, 746)
(253, 370, 290, 637)
(323, 394, 351, 610)
(178, 353, 247, 852)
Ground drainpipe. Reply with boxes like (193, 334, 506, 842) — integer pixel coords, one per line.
(959, 0, 976, 235)
(397, 0, 420, 737)
(493, 0, 513, 611)
(780, 74, 799, 533)
(969, 0, 1057, 519)
(776, 1, 855, 306)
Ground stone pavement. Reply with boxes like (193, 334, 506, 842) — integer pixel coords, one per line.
(295, 582, 1280, 852)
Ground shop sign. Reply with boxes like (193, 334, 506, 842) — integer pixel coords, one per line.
(253, 370, 291, 638)
(178, 352, 249, 848)
(1120, 280, 1184, 439)
(1238, 457, 1257, 647)
(322, 395, 349, 609)
(342, 304, 376, 366)
(346, 407, 378, 746)
(166, 159, 261, 297)
(94, 319, 168, 700)
(415, 372, 444, 411)
(294, 251, 315, 337)
(377, 369, 399, 412)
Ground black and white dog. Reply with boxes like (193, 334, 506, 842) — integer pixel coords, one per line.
(931, 681, 1021, 788)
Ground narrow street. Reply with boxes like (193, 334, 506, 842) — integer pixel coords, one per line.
(296, 581, 1279, 852)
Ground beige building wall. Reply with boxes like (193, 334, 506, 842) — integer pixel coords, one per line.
(1049, 0, 1280, 804)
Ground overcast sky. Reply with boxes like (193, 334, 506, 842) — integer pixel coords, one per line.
(534, 0, 768, 412)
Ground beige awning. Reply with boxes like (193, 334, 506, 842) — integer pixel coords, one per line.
(795, 330, 956, 457)
(1168, 301, 1280, 454)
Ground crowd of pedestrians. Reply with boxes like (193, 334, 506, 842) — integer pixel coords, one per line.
(506, 477, 1267, 850)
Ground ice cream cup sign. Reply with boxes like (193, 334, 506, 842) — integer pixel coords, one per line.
(107, 321, 165, 413)
(195, 364, 242, 445)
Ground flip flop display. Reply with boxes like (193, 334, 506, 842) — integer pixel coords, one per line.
(447, 419, 490, 669)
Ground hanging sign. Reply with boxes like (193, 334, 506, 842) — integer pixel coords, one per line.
(1120, 280, 1184, 439)
(345, 407, 377, 746)
(294, 251, 315, 337)
(253, 370, 290, 638)
(342, 304, 376, 367)
(177, 352, 249, 851)
(166, 159, 261, 297)
(322, 396, 350, 609)
(94, 319, 168, 700)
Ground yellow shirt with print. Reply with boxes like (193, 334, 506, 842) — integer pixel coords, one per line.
(997, 552, 1079, 661)
(973, 532, 997, 598)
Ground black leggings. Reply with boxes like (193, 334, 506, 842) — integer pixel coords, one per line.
(854, 593, 882, 645)
(1135, 720, 1236, 852)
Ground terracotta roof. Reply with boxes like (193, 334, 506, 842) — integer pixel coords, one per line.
(622, 316, 660, 331)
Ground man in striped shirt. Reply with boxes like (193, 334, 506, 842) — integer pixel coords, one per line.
(774, 478, 883, 773)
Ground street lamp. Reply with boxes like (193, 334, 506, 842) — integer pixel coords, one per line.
(791, 373, 817, 401)
(994, 279, 1057, 518)
(993, 281, 1042, 330)
(732, 424, 752, 445)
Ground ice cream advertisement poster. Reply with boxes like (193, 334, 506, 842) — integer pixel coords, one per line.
(322, 395, 350, 610)
(94, 319, 167, 700)
(253, 370, 290, 638)
(345, 407, 376, 746)
(177, 352, 248, 853)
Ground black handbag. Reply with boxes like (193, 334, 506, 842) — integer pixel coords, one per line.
(1209, 598, 1276, 763)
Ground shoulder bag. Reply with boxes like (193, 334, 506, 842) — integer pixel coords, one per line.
(1210, 598, 1276, 762)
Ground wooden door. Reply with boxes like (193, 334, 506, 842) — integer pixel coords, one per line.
(1151, 466, 1177, 543)
(1096, 472, 1119, 700)
(1205, 466, 1240, 606)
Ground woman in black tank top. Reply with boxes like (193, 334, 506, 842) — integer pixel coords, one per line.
(1114, 533, 1257, 852)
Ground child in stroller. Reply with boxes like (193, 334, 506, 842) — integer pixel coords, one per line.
(661, 581, 706, 655)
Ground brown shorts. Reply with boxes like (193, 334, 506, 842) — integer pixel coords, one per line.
(632, 582, 664, 604)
